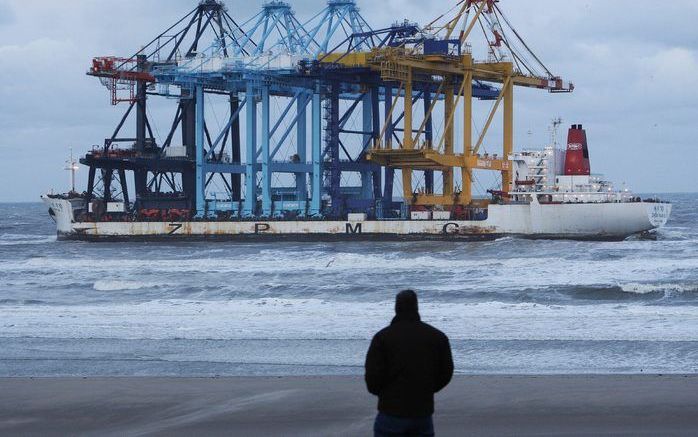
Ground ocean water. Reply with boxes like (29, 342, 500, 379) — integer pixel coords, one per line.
(0, 194, 696, 376)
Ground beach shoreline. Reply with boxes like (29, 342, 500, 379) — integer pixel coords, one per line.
(1, 374, 697, 436)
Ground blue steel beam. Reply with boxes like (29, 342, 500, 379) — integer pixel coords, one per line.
(310, 82, 322, 216)
(257, 92, 300, 159)
(325, 85, 341, 217)
(370, 86, 382, 203)
(243, 81, 257, 216)
(383, 84, 394, 210)
(296, 93, 308, 204)
(195, 85, 206, 217)
(360, 91, 372, 199)
(207, 97, 247, 159)
(261, 85, 272, 216)
(269, 97, 306, 159)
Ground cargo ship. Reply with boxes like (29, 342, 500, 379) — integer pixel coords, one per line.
(43, 123, 671, 241)
(41, 0, 671, 241)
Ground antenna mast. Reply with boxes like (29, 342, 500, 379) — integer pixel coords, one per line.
(550, 117, 563, 147)
(64, 148, 79, 193)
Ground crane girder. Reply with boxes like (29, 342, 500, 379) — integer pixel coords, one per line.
(367, 148, 509, 172)
(320, 49, 572, 93)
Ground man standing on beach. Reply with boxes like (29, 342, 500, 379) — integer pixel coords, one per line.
(365, 289, 454, 436)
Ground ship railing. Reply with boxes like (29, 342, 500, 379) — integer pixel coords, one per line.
(509, 190, 651, 204)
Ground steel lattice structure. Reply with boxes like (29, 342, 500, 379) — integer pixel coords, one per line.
(79, 0, 570, 222)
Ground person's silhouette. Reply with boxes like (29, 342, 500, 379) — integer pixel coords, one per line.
(365, 290, 454, 437)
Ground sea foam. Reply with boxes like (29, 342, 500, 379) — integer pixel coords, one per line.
(2, 298, 698, 343)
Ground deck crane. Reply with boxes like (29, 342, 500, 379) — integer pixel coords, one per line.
(327, 0, 573, 209)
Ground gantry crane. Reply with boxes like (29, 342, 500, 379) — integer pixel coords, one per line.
(81, 0, 571, 221)
(324, 0, 572, 209)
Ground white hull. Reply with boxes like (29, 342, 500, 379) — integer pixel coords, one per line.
(42, 196, 671, 241)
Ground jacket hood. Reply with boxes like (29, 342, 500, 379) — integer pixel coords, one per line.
(394, 289, 420, 322)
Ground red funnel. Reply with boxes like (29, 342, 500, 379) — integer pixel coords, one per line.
(564, 124, 590, 175)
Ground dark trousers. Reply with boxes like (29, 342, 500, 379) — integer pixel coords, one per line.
(374, 412, 435, 437)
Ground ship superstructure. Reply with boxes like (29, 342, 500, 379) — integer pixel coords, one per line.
(42, 0, 671, 240)
(510, 124, 635, 204)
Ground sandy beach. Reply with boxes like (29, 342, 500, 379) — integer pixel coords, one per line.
(1, 375, 697, 436)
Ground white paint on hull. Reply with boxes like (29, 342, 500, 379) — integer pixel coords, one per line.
(41, 195, 672, 240)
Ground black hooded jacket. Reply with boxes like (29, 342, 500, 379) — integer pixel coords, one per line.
(364, 312, 454, 417)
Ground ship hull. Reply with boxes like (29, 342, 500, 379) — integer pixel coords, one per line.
(42, 196, 672, 242)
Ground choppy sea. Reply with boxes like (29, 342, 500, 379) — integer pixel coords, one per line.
(0, 193, 696, 376)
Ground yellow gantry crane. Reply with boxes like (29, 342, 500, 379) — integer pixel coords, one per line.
(325, 0, 572, 208)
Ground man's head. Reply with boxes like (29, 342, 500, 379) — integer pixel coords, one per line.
(395, 289, 419, 315)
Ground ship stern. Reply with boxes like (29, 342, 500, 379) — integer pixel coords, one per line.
(647, 202, 672, 229)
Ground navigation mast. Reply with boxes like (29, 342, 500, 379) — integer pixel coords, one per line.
(64, 148, 79, 194)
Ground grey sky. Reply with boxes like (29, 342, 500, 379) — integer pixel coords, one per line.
(0, 0, 696, 201)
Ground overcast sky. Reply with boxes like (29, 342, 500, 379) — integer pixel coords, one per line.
(0, 0, 696, 201)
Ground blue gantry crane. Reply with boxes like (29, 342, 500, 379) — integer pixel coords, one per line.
(83, 0, 507, 222)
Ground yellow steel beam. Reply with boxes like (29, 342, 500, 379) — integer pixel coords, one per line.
(402, 169, 413, 203)
(367, 148, 509, 172)
(465, 155, 509, 171)
(402, 68, 414, 202)
(376, 82, 403, 148)
(404, 67, 414, 149)
(412, 194, 460, 207)
(414, 81, 445, 146)
(473, 63, 551, 89)
(502, 74, 514, 193)
(383, 58, 466, 76)
(371, 56, 553, 90)
(443, 78, 455, 196)
(462, 68, 473, 204)
(424, 153, 509, 171)
(436, 79, 467, 153)
(319, 52, 370, 66)
(320, 52, 564, 92)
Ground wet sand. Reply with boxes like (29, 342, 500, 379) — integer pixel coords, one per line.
(1, 375, 697, 436)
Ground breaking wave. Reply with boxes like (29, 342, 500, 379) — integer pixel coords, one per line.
(0, 233, 55, 246)
(2, 298, 698, 342)
(619, 282, 698, 295)
(93, 280, 166, 292)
